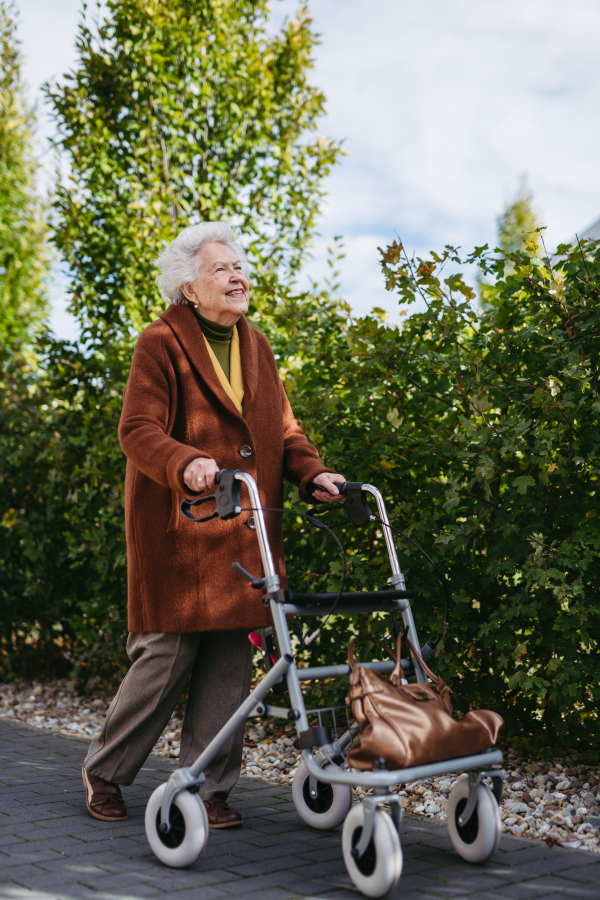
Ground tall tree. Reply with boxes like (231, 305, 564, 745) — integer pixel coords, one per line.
(0, 0, 342, 686)
(0, 0, 49, 347)
(47, 0, 341, 344)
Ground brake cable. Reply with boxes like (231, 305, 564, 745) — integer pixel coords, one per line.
(304, 504, 451, 645)
(240, 506, 347, 649)
(374, 517, 450, 645)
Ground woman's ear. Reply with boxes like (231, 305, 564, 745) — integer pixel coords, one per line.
(180, 283, 197, 304)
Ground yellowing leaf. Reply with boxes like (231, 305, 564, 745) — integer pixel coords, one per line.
(380, 459, 396, 469)
(417, 260, 436, 277)
(2, 508, 18, 528)
(386, 408, 400, 427)
(380, 240, 402, 265)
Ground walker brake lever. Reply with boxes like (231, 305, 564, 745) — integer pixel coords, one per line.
(232, 562, 266, 589)
(180, 469, 243, 523)
(180, 493, 219, 523)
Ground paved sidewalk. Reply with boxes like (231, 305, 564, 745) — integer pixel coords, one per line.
(1, 719, 599, 900)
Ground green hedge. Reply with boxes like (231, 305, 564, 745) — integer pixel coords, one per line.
(2, 237, 600, 753)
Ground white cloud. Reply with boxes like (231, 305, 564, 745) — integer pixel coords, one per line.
(276, 0, 600, 314)
(16, 0, 600, 335)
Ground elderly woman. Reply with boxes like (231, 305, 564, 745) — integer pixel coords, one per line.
(81, 222, 344, 828)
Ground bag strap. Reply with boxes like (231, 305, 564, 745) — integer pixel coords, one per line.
(391, 632, 455, 714)
(390, 631, 435, 682)
(348, 634, 397, 671)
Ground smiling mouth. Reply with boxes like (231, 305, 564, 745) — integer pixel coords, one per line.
(226, 289, 245, 298)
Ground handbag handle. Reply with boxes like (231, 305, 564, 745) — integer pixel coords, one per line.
(348, 634, 397, 670)
(390, 632, 437, 686)
(391, 632, 456, 714)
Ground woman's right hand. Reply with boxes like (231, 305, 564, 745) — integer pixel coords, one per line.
(183, 457, 220, 493)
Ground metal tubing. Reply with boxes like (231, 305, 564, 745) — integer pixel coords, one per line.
(270, 600, 310, 731)
(298, 660, 395, 681)
(188, 653, 292, 779)
(301, 747, 503, 787)
(234, 472, 279, 583)
(362, 484, 426, 683)
(297, 655, 428, 682)
(361, 484, 404, 586)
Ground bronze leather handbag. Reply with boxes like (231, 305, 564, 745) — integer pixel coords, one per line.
(345, 634, 503, 771)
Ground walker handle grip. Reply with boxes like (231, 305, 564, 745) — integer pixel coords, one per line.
(306, 480, 348, 502)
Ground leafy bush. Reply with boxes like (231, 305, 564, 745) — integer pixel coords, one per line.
(278, 235, 600, 750)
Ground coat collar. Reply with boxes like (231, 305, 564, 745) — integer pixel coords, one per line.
(160, 304, 259, 415)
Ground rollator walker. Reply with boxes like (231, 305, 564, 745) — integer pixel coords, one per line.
(144, 471, 504, 898)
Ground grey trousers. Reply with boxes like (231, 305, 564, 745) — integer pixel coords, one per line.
(84, 631, 253, 799)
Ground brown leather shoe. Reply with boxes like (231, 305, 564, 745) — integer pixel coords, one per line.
(204, 796, 243, 829)
(82, 766, 128, 822)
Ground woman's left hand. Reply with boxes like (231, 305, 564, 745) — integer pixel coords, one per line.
(311, 472, 346, 503)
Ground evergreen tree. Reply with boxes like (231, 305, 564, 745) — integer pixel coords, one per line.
(480, 177, 540, 307)
(0, 0, 49, 348)
(496, 176, 539, 256)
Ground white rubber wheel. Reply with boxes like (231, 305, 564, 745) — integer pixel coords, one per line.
(292, 761, 353, 830)
(342, 804, 403, 898)
(446, 775, 501, 863)
(145, 782, 209, 868)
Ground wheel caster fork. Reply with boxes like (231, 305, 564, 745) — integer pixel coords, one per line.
(159, 767, 206, 835)
(351, 792, 403, 862)
(458, 768, 504, 829)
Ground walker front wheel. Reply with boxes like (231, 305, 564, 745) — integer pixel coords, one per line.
(292, 761, 353, 830)
(446, 775, 501, 863)
(145, 782, 209, 868)
(342, 805, 403, 898)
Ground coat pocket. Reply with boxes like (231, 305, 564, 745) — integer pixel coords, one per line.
(167, 490, 180, 533)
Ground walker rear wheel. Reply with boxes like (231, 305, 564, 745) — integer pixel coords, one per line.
(447, 775, 501, 863)
(342, 805, 403, 898)
(145, 782, 209, 867)
(292, 761, 353, 830)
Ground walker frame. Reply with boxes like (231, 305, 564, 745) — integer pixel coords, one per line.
(149, 470, 504, 894)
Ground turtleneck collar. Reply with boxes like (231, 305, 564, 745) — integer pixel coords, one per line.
(193, 308, 235, 342)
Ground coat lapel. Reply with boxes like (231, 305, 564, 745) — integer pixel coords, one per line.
(159, 304, 259, 417)
(236, 314, 259, 410)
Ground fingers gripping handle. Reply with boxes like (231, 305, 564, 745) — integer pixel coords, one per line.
(307, 480, 375, 527)
(306, 480, 348, 501)
(180, 469, 242, 522)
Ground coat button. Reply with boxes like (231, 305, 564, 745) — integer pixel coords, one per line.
(246, 517, 256, 530)
(239, 445, 252, 458)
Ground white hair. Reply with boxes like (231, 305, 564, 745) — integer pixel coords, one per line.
(154, 222, 249, 306)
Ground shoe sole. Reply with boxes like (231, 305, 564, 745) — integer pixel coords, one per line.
(208, 820, 243, 829)
(82, 766, 128, 822)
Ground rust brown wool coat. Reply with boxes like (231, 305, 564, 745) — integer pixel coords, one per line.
(118, 304, 332, 633)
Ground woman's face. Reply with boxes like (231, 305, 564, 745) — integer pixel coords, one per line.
(181, 242, 249, 325)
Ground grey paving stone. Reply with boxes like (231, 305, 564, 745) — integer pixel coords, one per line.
(224, 854, 311, 878)
(3, 718, 600, 900)
(557, 863, 600, 882)
(232, 890, 299, 900)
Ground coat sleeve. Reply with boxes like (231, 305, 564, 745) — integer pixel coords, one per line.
(278, 378, 335, 502)
(118, 324, 208, 493)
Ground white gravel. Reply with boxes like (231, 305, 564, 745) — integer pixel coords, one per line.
(2, 679, 599, 852)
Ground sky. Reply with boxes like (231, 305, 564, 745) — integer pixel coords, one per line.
(16, 0, 600, 339)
